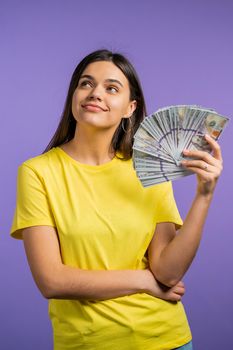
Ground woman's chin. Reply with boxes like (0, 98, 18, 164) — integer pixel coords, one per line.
(77, 119, 118, 131)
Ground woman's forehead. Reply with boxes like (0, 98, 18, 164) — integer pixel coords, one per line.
(81, 61, 128, 85)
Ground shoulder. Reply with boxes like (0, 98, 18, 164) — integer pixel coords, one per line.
(19, 148, 59, 177)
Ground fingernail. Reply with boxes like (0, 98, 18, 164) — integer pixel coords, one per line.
(205, 134, 210, 139)
(183, 149, 189, 154)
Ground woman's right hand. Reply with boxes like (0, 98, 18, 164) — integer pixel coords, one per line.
(143, 269, 185, 302)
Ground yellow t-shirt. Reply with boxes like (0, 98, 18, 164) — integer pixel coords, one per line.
(11, 147, 192, 350)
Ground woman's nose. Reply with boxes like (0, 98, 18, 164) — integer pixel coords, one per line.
(88, 85, 103, 101)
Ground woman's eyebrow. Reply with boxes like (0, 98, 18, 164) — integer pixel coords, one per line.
(105, 79, 123, 87)
(80, 74, 94, 80)
(80, 75, 123, 87)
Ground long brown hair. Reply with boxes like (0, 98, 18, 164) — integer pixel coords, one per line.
(43, 49, 147, 159)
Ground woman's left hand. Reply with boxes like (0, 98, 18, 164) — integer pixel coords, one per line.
(181, 134, 223, 196)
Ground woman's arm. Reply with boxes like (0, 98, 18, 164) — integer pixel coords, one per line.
(22, 226, 185, 302)
(148, 135, 223, 287)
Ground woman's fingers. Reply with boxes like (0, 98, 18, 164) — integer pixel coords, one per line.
(156, 280, 186, 302)
(171, 294, 182, 302)
(172, 285, 185, 296)
(182, 135, 223, 165)
(181, 159, 222, 176)
(170, 281, 186, 299)
(181, 136, 223, 181)
(204, 134, 223, 161)
(182, 159, 212, 170)
(181, 165, 222, 184)
(181, 157, 222, 174)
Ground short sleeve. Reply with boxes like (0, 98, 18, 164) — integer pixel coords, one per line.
(10, 163, 56, 240)
(155, 181, 183, 229)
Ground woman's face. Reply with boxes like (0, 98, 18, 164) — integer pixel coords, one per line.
(71, 61, 137, 131)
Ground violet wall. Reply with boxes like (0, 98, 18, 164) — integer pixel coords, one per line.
(1, 1, 233, 349)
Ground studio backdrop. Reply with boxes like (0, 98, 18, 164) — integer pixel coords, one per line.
(1, 1, 233, 349)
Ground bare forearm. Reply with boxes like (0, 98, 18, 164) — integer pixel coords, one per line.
(42, 265, 184, 302)
(154, 193, 213, 286)
(44, 266, 148, 300)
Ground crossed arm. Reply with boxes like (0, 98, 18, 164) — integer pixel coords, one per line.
(22, 224, 184, 302)
(21, 194, 211, 303)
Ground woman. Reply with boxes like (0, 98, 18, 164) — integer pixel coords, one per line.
(11, 49, 222, 350)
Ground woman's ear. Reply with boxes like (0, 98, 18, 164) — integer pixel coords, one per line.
(125, 100, 137, 118)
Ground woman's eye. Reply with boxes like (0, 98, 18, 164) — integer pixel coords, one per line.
(80, 80, 92, 88)
(107, 86, 118, 93)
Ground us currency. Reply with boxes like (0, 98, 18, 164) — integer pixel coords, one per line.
(132, 105, 229, 187)
(176, 109, 229, 163)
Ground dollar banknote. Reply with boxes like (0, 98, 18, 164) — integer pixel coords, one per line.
(132, 105, 229, 187)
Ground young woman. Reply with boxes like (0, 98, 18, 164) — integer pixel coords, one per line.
(11, 49, 223, 350)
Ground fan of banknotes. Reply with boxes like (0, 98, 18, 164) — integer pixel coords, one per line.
(132, 105, 229, 187)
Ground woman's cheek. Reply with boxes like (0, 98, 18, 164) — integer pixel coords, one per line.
(110, 97, 128, 116)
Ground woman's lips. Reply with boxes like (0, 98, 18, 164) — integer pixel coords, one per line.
(82, 104, 107, 112)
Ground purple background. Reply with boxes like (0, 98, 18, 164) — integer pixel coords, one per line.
(1, 1, 233, 349)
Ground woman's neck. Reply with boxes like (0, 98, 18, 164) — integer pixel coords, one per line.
(62, 125, 116, 165)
